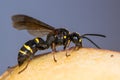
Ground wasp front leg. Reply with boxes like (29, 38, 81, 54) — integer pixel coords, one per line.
(64, 39, 71, 57)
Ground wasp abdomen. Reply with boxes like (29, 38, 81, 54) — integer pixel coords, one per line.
(18, 37, 48, 67)
(18, 40, 36, 66)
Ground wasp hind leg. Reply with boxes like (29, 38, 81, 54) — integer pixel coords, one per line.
(18, 55, 34, 74)
(18, 60, 30, 74)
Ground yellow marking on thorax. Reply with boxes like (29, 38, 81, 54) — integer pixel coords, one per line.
(64, 36, 67, 39)
(24, 44, 33, 53)
(19, 50, 26, 55)
(79, 39, 82, 42)
(35, 38, 39, 43)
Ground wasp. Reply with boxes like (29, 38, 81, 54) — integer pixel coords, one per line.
(12, 14, 106, 73)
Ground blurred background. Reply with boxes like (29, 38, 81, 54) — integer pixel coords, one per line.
(0, 0, 120, 75)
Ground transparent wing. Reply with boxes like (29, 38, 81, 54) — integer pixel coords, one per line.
(12, 14, 55, 37)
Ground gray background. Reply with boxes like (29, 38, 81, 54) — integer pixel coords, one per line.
(0, 0, 120, 75)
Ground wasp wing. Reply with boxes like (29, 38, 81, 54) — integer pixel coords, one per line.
(12, 14, 55, 37)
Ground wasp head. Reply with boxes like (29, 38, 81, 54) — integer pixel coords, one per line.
(69, 32, 82, 48)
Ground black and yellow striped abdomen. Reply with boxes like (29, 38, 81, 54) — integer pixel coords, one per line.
(18, 37, 48, 66)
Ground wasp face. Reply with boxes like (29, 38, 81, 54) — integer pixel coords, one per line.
(69, 32, 82, 48)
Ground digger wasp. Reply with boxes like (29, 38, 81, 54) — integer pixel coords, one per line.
(12, 14, 106, 73)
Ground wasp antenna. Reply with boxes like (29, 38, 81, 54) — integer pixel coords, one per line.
(82, 34, 106, 38)
(82, 36, 101, 48)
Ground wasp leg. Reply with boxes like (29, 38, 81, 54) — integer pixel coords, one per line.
(18, 60, 30, 74)
(66, 50, 71, 57)
(53, 52, 57, 62)
(64, 40, 71, 57)
(18, 54, 34, 74)
(51, 43, 57, 62)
